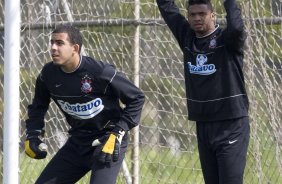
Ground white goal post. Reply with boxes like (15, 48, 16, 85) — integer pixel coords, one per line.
(3, 0, 20, 183)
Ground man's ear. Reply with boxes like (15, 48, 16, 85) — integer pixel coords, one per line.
(211, 12, 216, 23)
(73, 44, 80, 53)
(211, 12, 215, 20)
(186, 12, 191, 23)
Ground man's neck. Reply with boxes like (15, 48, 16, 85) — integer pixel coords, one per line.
(196, 25, 219, 38)
(61, 55, 81, 73)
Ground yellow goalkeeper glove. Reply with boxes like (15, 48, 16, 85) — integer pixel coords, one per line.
(92, 129, 125, 164)
(24, 130, 48, 159)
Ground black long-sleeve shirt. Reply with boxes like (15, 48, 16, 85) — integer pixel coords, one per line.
(26, 56, 145, 136)
(157, 0, 249, 121)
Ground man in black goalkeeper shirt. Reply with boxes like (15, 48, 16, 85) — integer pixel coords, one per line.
(24, 24, 145, 184)
(157, 0, 250, 183)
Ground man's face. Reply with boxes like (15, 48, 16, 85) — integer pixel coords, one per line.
(50, 32, 77, 66)
(187, 4, 215, 36)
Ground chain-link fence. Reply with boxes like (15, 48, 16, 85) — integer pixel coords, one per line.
(0, 0, 281, 183)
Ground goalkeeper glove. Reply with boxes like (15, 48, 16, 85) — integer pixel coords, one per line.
(92, 128, 125, 164)
(24, 130, 48, 159)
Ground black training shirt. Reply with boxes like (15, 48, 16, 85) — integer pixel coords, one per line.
(157, 0, 249, 121)
(26, 56, 145, 135)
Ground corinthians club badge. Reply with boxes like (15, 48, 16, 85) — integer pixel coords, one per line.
(81, 75, 93, 93)
(209, 37, 217, 49)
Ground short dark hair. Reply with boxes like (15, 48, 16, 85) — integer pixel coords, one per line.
(52, 24, 83, 53)
(187, 0, 213, 11)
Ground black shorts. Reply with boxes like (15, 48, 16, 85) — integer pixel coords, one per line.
(35, 134, 128, 184)
(196, 117, 250, 184)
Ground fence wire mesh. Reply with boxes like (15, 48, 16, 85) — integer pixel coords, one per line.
(0, 0, 281, 183)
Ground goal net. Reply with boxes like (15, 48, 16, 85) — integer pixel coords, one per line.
(0, 0, 281, 183)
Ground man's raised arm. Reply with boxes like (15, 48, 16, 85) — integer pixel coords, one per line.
(156, 0, 191, 49)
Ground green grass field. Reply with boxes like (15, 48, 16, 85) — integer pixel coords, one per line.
(15, 141, 282, 184)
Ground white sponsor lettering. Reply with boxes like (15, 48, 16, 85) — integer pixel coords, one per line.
(187, 54, 216, 75)
(57, 98, 104, 119)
